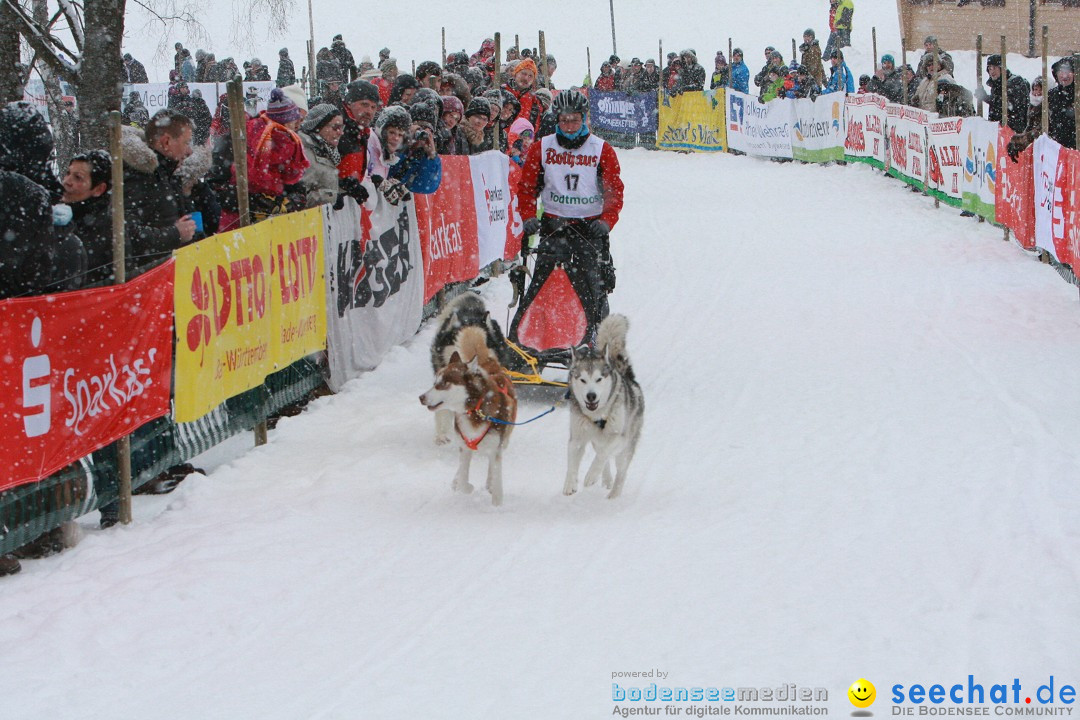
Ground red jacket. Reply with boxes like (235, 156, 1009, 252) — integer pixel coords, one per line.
(373, 77, 392, 106)
(245, 114, 309, 196)
(594, 74, 616, 91)
(517, 134, 624, 230)
(502, 83, 542, 132)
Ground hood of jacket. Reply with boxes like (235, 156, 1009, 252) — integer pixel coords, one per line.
(122, 123, 209, 184)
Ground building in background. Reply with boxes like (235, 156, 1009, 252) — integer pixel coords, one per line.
(897, 0, 1080, 57)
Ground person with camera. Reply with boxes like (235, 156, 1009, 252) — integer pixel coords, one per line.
(367, 104, 442, 205)
(512, 89, 624, 346)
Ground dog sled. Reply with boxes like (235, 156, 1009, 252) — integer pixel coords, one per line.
(503, 220, 614, 388)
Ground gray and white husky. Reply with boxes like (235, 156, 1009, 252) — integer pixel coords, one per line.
(564, 314, 644, 499)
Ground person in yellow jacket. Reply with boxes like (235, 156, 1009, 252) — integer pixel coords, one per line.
(825, 0, 854, 59)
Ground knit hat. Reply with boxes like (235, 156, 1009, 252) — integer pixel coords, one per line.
(534, 88, 553, 108)
(409, 101, 437, 128)
(344, 80, 380, 105)
(441, 95, 464, 116)
(482, 89, 504, 109)
(265, 88, 301, 124)
(804, 29, 815, 39)
(301, 103, 342, 133)
(985, 54, 1002, 68)
(281, 84, 309, 112)
(715, 52, 727, 65)
(375, 104, 412, 140)
(881, 54, 895, 65)
(514, 58, 538, 78)
(465, 97, 492, 118)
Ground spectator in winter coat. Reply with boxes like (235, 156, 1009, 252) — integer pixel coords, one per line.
(370, 104, 442, 199)
(124, 53, 149, 83)
(916, 36, 954, 80)
(824, 50, 854, 94)
(277, 48, 296, 88)
(195, 49, 211, 82)
(439, 72, 472, 108)
(180, 49, 196, 82)
(638, 59, 662, 93)
(1026, 77, 1045, 138)
(710, 52, 730, 90)
(662, 52, 679, 89)
(824, 0, 854, 59)
(900, 64, 919, 105)
(121, 109, 199, 276)
(62, 150, 114, 285)
(729, 49, 750, 94)
(867, 54, 903, 102)
(754, 47, 779, 89)
(800, 30, 827, 87)
(316, 48, 343, 85)
(470, 38, 496, 70)
(299, 104, 350, 208)
(792, 65, 821, 99)
(248, 58, 271, 82)
(507, 117, 534, 166)
(389, 73, 420, 106)
(974, 55, 1029, 133)
(445, 50, 470, 78)
(337, 80, 381, 184)
(1048, 56, 1077, 149)
(185, 89, 214, 146)
(502, 58, 542, 131)
(537, 55, 558, 90)
(535, 89, 558, 139)
(122, 91, 150, 128)
(331, 35, 357, 81)
(174, 42, 186, 73)
(935, 76, 975, 118)
(676, 50, 706, 94)
(437, 95, 470, 155)
(0, 102, 83, 298)
(621, 58, 643, 93)
(595, 63, 617, 91)
(461, 96, 492, 153)
(857, 75, 871, 95)
(235, 89, 309, 225)
(416, 61, 443, 91)
(374, 60, 396, 104)
(760, 67, 786, 102)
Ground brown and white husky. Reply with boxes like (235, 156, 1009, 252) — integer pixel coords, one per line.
(420, 326, 518, 506)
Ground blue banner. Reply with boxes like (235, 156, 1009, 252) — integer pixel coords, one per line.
(589, 91, 658, 133)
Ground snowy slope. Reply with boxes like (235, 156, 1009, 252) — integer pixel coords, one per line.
(4, 149, 1080, 719)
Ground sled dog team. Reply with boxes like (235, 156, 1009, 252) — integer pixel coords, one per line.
(419, 293, 644, 506)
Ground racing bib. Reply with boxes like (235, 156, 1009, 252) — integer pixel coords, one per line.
(539, 133, 605, 218)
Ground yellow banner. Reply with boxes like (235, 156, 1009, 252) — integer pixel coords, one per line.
(173, 208, 327, 423)
(658, 89, 728, 153)
(174, 225, 273, 422)
(264, 209, 327, 369)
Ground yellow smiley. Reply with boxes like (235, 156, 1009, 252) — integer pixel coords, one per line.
(848, 679, 876, 708)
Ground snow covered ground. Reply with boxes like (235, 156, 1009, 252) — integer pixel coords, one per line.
(4, 148, 1080, 718)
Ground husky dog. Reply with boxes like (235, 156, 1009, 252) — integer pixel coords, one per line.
(420, 326, 518, 506)
(564, 314, 644, 499)
(429, 292, 511, 444)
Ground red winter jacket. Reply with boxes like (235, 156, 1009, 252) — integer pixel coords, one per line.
(502, 83, 542, 132)
(517, 133, 624, 230)
(244, 114, 309, 197)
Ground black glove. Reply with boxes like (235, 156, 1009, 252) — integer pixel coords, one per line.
(522, 218, 540, 237)
(339, 176, 369, 204)
(587, 219, 610, 242)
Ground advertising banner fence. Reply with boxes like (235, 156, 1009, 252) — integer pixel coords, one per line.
(791, 95, 846, 163)
(658, 89, 728, 153)
(1033, 135, 1080, 269)
(884, 104, 931, 190)
(122, 81, 274, 119)
(726, 90, 790, 159)
(996, 129, 1036, 249)
(324, 197, 424, 391)
(961, 117, 1000, 221)
(0, 262, 175, 490)
(844, 93, 887, 168)
(926, 116, 965, 207)
(589, 91, 659, 134)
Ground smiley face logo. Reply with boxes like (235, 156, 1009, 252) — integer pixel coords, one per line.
(848, 679, 876, 708)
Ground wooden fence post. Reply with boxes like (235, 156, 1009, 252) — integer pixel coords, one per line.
(108, 111, 133, 524)
(976, 35, 983, 116)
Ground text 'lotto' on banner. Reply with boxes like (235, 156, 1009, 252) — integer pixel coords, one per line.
(173, 225, 273, 423)
(658, 89, 727, 153)
(0, 262, 175, 490)
(263, 208, 328, 367)
(726, 90, 791, 159)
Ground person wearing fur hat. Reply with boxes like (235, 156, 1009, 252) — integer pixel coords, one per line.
(236, 88, 310, 225)
(501, 57, 543, 132)
(298, 103, 373, 210)
(389, 73, 420, 106)
(369, 104, 441, 202)
(437, 95, 469, 155)
(439, 72, 472, 108)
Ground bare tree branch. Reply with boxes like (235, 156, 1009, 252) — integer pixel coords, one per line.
(57, 0, 85, 53)
(0, 0, 80, 82)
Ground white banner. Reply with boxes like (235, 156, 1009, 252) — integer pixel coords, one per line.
(1034, 134, 1063, 263)
(791, 95, 845, 163)
(926, 116, 965, 205)
(122, 81, 274, 120)
(468, 151, 516, 268)
(961, 117, 1000, 221)
(844, 93, 887, 166)
(885, 103, 932, 189)
(726, 90, 793, 159)
(323, 197, 424, 391)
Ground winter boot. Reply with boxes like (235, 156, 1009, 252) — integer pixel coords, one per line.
(0, 554, 21, 576)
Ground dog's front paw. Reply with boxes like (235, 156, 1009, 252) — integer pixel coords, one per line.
(562, 479, 578, 496)
(583, 470, 601, 488)
(434, 433, 451, 446)
(454, 481, 475, 494)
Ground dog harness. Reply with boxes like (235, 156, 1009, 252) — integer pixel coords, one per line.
(456, 375, 515, 451)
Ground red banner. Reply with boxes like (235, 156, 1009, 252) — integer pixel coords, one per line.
(416, 155, 480, 302)
(996, 129, 1036, 250)
(505, 162, 524, 260)
(0, 261, 175, 490)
